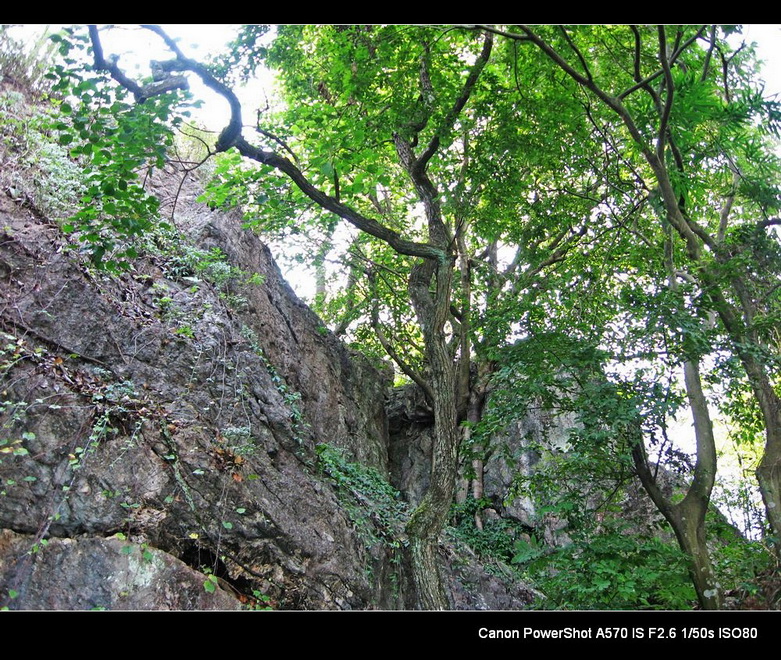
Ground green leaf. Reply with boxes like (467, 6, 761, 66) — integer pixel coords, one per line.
(203, 574, 218, 593)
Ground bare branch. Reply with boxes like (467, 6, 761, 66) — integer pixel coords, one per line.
(234, 137, 445, 261)
(456, 24, 533, 42)
(619, 26, 707, 100)
(627, 26, 662, 112)
(718, 170, 740, 242)
(630, 25, 643, 83)
(140, 25, 242, 150)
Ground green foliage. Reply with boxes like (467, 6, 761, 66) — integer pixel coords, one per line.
(202, 569, 219, 594)
(0, 88, 87, 220)
(449, 497, 529, 565)
(449, 494, 697, 609)
(516, 520, 697, 610)
(707, 507, 776, 598)
(476, 335, 637, 516)
(141, 226, 265, 297)
(244, 590, 273, 611)
(12, 23, 780, 608)
(316, 443, 408, 551)
(42, 29, 194, 271)
(220, 426, 256, 457)
(0, 26, 57, 95)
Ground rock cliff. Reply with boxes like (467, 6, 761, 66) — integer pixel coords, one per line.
(0, 164, 533, 609)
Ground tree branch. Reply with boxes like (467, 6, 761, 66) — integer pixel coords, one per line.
(718, 170, 740, 242)
(255, 126, 300, 165)
(700, 25, 717, 83)
(140, 25, 242, 151)
(656, 27, 675, 162)
(758, 217, 781, 229)
(89, 25, 188, 102)
(559, 25, 593, 83)
(416, 31, 493, 173)
(92, 25, 447, 265)
(371, 301, 433, 403)
(618, 26, 706, 100)
(234, 137, 444, 261)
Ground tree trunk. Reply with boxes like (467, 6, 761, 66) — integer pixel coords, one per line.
(756, 415, 781, 557)
(408, 534, 449, 609)
(633, 437, 722, 609)
(405, 296, 459, 609)
(698, 272, 781, 558)
(404, 255, 459, 609)
(668, 503, 723, 609)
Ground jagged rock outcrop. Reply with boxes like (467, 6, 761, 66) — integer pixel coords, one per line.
(387, 381, 675, 551)
(387, 384, 434, 506)
(388, 382, 574, 536)
(0, 529, 241, 610)
(482, 406, 575, 534)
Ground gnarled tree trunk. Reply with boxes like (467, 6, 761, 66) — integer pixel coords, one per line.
(405, 257, 458, 609)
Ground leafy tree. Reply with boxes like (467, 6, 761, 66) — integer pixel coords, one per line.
(63, 24, 499, 609)
(460, 25, 779, 608)
(474, 25, 781, 561)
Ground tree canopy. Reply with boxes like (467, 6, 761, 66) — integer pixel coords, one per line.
(41, 24, 781, 609)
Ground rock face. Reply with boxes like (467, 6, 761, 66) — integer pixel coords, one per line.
(482, 406, 579, 547)
(0, 529, 241, 610)
(0, 172, 397, 609)
(387, 384, 434, 506)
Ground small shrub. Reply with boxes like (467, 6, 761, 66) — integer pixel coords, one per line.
(0, 89, 86, 221)
(449, 496, 530, 565)
(515, 520, 696, 610)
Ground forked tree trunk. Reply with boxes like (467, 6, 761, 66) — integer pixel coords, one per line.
(516, 25, 781, 565)
(632, 360, 722, 609)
